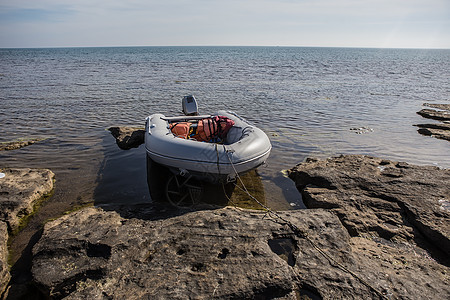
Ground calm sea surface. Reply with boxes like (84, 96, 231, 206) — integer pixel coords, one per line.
(1, 47, 449, 214)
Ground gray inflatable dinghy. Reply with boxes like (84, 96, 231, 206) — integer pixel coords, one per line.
(145, 96, 271, 182)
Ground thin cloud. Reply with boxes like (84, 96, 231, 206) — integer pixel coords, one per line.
(0, 0, 448, 48)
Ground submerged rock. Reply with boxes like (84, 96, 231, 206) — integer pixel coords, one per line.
(349, 126, 374, 134)
(108, 127, 145, 150)
(0, 139, 43, 151)
(415, 122, 450, 131)
(0, 168, 55, 232)
(32, 204, 449, 299)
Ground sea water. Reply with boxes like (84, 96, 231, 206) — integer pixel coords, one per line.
(1, 47, 449, 213)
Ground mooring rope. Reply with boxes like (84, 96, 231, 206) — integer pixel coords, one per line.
(222, 146, 392, 300)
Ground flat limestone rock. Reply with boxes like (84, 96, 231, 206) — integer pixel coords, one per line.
(32, 206, 449, 299)
(415, 123, 450, 131)
(424, 103, 450, 111)
(417, 108, 450, 121)
(417, 127, 450, 141)
(0, 168, 55, 232)
(108, 127, 145, 150)
(288, 155, 450, 255)
(288, 155, 450, 298)
(415, 123, 450, 141)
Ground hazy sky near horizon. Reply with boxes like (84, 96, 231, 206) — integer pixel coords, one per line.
(0, 0, 449, 48)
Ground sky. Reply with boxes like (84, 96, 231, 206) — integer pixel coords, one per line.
(0, 0, 449, 49)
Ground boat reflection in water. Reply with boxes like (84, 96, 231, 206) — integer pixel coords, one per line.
(146, 156, 267, 209)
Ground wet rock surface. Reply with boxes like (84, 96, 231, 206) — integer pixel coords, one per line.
(108, 127, 145, 150)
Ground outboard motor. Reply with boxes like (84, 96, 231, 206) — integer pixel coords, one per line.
(182, 95, 198, 116)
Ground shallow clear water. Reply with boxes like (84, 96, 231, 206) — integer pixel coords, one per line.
(1, 46, 449, 213)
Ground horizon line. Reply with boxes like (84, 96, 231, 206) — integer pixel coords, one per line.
(1, 44, 449, 50)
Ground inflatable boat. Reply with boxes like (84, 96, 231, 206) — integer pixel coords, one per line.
(145, 96, 271, 182)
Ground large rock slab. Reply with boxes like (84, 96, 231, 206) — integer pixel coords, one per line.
(424, 103, 450, 111)
(108, 127, 144, 150)
(0, 168, 55, 232)
(288, 155, 450, 257)
(31, 207, 301, 299)
(32, 206, 449, 299)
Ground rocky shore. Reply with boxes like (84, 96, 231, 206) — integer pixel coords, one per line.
(415, 103, 450, 141)
(1, 155, 449, 299)
(0, 223, 8, 297)
(288, 155, 449, 256)
(0, 168, 55, 296)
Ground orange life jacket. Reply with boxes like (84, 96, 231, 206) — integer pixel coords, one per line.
(170, 122, 192, 139)
(194, 116, 235, 142)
